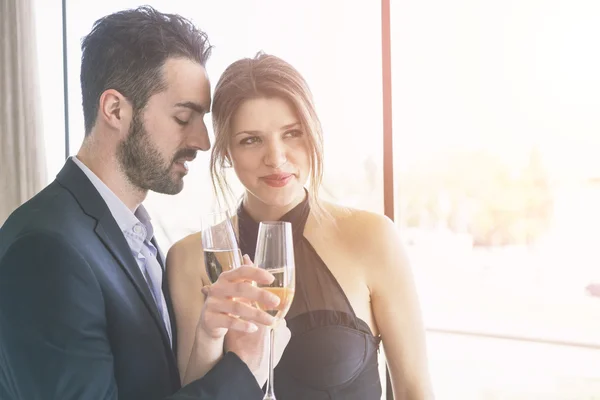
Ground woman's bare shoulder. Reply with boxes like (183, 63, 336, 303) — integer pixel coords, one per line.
(166, 232, 204, 276)
(321, 201, 410, 285)
(321, 201, 394, 244)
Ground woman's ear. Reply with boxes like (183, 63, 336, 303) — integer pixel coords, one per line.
(223, 150, 233, 168)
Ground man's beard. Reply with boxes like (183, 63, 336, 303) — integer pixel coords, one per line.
(117, 111, 195, 195)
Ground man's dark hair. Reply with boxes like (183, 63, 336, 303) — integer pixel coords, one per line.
(80, 6, 212, 135)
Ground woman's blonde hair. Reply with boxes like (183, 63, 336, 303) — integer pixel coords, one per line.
(209, 52, 326, 218)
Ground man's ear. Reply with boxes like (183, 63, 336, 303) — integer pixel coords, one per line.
(98, 89, 132, 134)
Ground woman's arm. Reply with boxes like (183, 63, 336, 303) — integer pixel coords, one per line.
(364, 214, 435, 399)
(167, 238, 283, 386)
(166, 235, 224, 383)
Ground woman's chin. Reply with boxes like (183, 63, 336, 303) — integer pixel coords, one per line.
(253, 186, 305, 209)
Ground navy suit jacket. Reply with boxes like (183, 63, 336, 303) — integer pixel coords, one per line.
(0, 159, 263, 399)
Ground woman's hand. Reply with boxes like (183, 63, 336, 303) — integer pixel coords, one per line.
(198, 255, 281, 339)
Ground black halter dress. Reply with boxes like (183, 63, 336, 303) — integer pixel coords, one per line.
(237, 196, 382, 399)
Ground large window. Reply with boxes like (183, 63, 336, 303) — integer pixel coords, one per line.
(64, 0, 384, 246)
(392, 0, 600, 397)
(33, 0, 65, 182)
(35, 0, 600, 398)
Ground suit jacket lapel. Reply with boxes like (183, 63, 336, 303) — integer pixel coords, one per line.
(94, 217, 173, 346)
(154, 239, 166, 268)
(153, 237, 178, 355)
(56, 159, 177, 370)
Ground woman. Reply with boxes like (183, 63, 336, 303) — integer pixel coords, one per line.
(167, 52, 433, 399)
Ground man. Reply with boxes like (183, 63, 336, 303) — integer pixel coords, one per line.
(0, 6, 289, 400)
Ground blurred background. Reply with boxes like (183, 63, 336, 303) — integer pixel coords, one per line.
(3, 0, 600, 398)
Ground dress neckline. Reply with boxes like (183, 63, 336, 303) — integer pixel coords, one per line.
(236, 191, 310, 262)
(237, 191, 310, 244)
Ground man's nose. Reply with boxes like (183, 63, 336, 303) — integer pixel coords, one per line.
(187, 123, 211, 151)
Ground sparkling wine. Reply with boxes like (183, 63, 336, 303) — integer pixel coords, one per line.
(204, 249, 241, 283)
(257, 268, 295, 321)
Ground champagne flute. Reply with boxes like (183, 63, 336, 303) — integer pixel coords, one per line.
(254, 221, 295, 400)
(201, 210, 242, 284)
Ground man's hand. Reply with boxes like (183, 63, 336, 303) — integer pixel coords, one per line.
(198, 257, 281, 339)
(224, 319, 292, 387)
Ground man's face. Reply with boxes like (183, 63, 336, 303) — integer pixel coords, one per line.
(117, 58, 212, 194)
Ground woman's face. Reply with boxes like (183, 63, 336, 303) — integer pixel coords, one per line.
(228, 96, 310, 210)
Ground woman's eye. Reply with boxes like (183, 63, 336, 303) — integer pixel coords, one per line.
(285, 129, 304, 138)
(240, 136, 260, 145)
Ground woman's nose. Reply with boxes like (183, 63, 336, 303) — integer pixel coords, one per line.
(264, 140, 287, 169)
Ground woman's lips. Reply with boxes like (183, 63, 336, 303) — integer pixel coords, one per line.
(261, 173, 293, 187)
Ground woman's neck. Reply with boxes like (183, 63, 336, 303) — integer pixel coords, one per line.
(242, 190, 306, 222)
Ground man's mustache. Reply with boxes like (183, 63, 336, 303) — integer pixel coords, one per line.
(172, 149, 197, 163)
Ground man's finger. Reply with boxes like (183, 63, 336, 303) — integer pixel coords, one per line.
(210, 281, 280, 307)
(218, 265, 274, 285)
(204, 311, 258, 333)
(208, 298, 276, 327)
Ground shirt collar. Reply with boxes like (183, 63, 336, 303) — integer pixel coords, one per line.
(71, 156, 153, 245)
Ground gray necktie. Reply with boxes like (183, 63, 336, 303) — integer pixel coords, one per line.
(140, 240, 173, 346)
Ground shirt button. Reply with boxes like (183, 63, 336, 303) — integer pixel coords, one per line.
(133, 225, 143, 234)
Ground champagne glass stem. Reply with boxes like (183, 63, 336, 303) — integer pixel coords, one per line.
(263, 327, 276, 400)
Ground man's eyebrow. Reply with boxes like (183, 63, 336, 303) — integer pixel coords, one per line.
(174, 101, 208, 114)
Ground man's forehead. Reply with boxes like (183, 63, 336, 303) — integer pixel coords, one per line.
(163, 57, 208, 79)
(161, 58, 211, 108)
